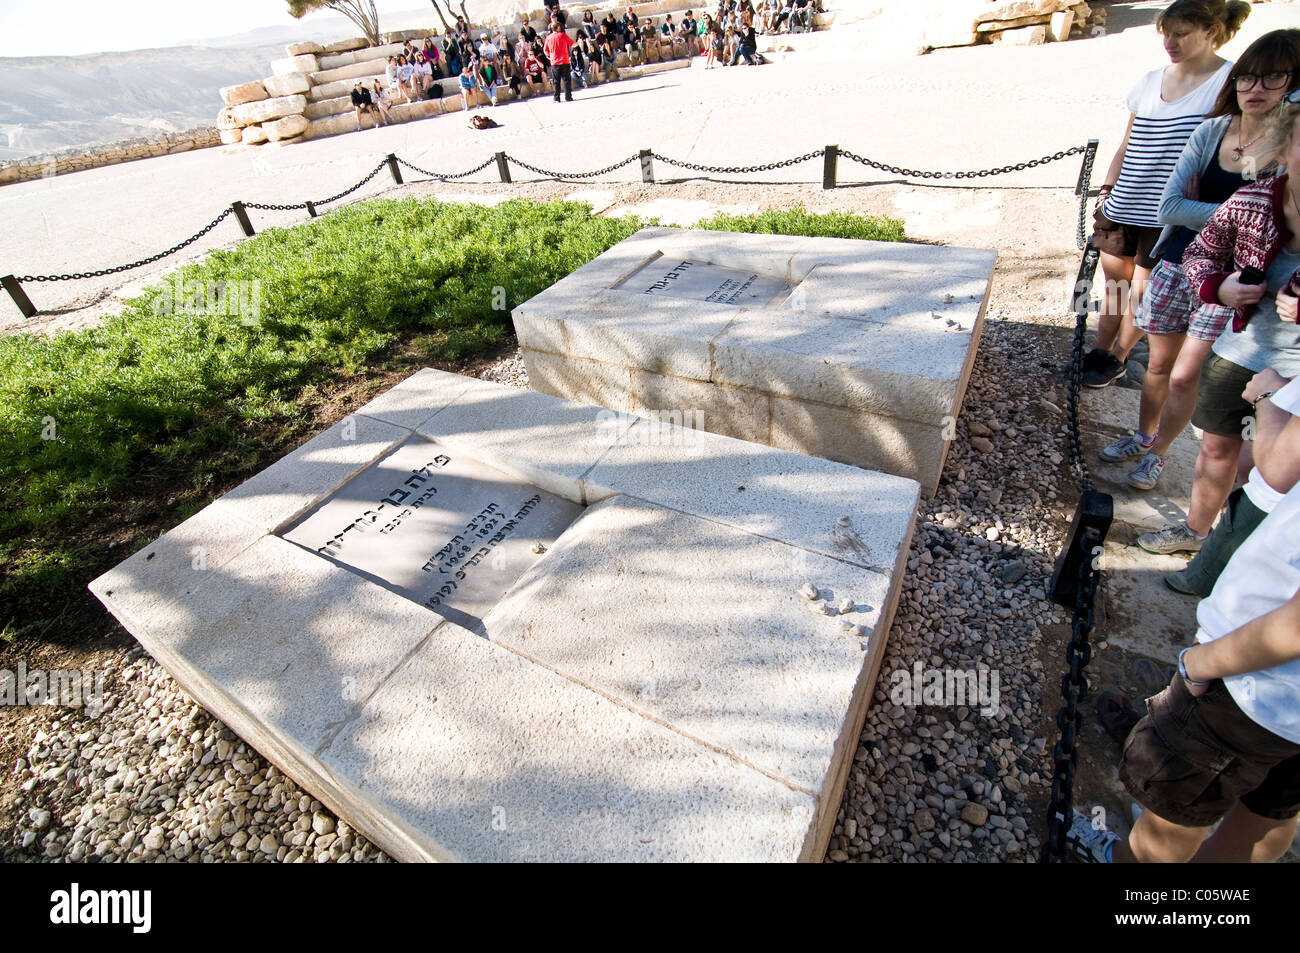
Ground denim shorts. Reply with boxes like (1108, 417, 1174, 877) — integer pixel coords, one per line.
(1120, 674, 1300, 826)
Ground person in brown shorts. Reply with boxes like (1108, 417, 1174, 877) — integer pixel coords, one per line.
(1065, 478, 1300, 863)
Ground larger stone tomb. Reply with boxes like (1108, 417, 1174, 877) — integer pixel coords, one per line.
(512, 227, 998, 494)
(89, 368, 921, 861)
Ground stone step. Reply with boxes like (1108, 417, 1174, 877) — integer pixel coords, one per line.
(309, 72, 389, 101)
(317, 41, 407, 72)
(311, 57, 393, 87)
(300, 56, 690, 143)
(307, 90, 442, 121)
(304, 95, 357, 120)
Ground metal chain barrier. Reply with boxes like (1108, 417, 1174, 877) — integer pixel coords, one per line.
(650, 149, 824, 175)
(507, 153, 640, 180)
(1066, 244, 1101, 495)
(8, 142, 1096, 311)
(244, 199, 308, 212)
(17, 207, 235, 283)
(1041, 169, 1111, 860)
(840, 144, 1084, 181)
(1042, 554, 1099, 862)
(1075, 140, 1098, 251)
(398, 155, 497, 181)
(311, 158, 390, 206)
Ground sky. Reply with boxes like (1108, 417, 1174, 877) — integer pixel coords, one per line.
(0, 0, 493, 58)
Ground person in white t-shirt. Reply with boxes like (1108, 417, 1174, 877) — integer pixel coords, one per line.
(1080, 0, 1249, 390)
(1068, 477, 1300, 863)
(1160, 367, 1300, 596)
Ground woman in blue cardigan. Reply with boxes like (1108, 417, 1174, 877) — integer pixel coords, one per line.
(1100, 30, 1300, 500)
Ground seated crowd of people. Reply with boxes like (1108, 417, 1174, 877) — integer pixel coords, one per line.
(345, 0, 825, 127)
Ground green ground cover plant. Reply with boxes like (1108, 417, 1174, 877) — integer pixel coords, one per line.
(0, 197, 904, 644)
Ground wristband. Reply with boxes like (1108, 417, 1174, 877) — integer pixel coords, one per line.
(1178, 646, 1210, 687)
(1253, 390, 1277, 410)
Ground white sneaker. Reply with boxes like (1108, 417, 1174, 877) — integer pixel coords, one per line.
(1128, 452, 1166, 490)
(1137, 522, 1205, 556)
(1099, 432, 1152, 463)
(1065, 809, 1118, 863)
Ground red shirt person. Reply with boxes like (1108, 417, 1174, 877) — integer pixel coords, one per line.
(542, 23, 576, 102)
(543, 24, 574, 65)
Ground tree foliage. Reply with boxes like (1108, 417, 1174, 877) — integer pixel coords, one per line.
(286, 0, 381, 46)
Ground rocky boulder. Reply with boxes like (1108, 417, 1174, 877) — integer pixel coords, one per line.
(219, 81, 268, 107)
(230, 94, 308, 126)
(323, 37, 368, 53)
(264, 114, 310, 142)
(263, 73, 312, 97)
(270, 53, 321, 76)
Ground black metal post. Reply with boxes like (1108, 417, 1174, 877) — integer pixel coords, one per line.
(231, 201, 255, 237)
(305, 201, 317, 218)
(639, 149, 654, 184)
(386, 153, 403, 185)
(495, 151, 511, 183)
(2, 274, 37, 318)
(822, 144, 838, 190)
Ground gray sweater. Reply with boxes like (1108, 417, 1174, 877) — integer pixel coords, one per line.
(1152, 114, 1280, 261)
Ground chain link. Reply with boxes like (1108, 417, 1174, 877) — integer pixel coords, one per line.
(14, 143, 1094, 286)
(650, 149, 824, 175)
(1075, 141, 1097, 251)
(840, 145, 1084, 181)
(18, 207, 235, 283)
(313, 158, 390, 206)
(1042, 555, 1100, 862)
(507, 153, 641, 180)
(398, 155, 497, 180)
(244, 200, 308, 212)
(1067, 244, 1100, 495)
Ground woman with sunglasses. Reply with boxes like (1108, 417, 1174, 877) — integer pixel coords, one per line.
(1082, 0, 1249, 389)
(1103, 31, 1300, 500)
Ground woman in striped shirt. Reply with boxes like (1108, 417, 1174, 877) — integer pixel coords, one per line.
(1082, 0, 1249, 388)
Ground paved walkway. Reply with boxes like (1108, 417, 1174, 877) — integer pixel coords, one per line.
(0, 2, 1231, 325)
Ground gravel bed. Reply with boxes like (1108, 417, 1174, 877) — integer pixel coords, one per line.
(5, 306, 1077, 863)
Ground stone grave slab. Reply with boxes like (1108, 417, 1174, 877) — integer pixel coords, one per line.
(512, 226, 997, 494)
(279, 436, 583, 632)
(90, 367, 920, 862)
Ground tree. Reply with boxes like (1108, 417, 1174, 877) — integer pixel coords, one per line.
(287, 1, 382, 47)
(427, 0, 475, 35)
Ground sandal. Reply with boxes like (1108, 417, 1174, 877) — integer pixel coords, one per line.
(1095, 691, 1143, 745)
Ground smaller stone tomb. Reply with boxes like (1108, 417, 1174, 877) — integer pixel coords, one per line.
(89, 368, 921, 862)
(279, 437, 583, 631)
(513, 227, 998, 494)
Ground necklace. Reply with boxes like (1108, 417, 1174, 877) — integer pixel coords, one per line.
(1231, 119, 1266, 162)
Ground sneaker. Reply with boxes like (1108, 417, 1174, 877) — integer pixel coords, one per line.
(1164, 569, 1207, 597)
(1082, 351, 1127, 388)
(1099, 433, 1152, 463)
(1137, 522, 1205, 556)
(1081, 347, 1107, 372)
(1064, 809, 1118, 863)
(1127, 452, 1165, 490)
